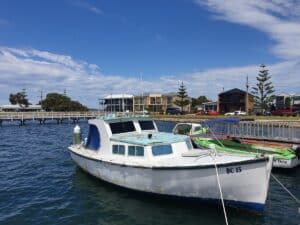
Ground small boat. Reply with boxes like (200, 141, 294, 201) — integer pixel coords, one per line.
(69, 114, 273, 211)
(173, 121, 300, 169)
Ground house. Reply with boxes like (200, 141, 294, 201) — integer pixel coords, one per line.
(217, 88, 254, 114)
(0, 104, 42, 112)
(275, 92, 291, 109)
(103, 94, 134, 112)
(134, 93, 191, 113)
(292, 93, 300, 108)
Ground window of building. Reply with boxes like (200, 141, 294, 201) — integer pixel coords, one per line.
(128, 146, 144, 156)
(109, 121, 136, 134)
(139, 120, 155, 130)
(85, 125, 100, 150)
(152, 145, 173, 156)
(112, 145, 125, 155)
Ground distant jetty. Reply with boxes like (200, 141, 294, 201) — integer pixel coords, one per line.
(0, 111, 102, 126)
(1, 112, 299, 144)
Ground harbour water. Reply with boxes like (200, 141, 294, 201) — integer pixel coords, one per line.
(0, 121, 299, 225)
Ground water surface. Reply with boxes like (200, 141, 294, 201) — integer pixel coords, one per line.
(0, 121, 299, 225)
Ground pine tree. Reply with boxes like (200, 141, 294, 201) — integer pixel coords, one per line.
(251, 64, 275, 112)
(174, 82, 190, 112)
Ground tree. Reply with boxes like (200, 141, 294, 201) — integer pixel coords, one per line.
(191, 96, 210, 110)
(9, 89, 30, 106)
(284, 97, 291, 109)
(40, 93, 88, 111)
(251, 64, 275, 112)
(174, 82, 190, 112)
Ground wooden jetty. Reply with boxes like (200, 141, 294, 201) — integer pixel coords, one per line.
(0, 111, 103, 126)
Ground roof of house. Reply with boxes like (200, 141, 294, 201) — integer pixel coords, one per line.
(219, 88, 248, 96)
(104, 94, 134, 99)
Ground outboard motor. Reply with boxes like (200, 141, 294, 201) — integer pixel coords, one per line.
(291, 145, 300, 157)
(73, 125, 82, 145)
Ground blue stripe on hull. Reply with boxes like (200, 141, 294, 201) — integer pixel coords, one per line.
(141, 192, 265, 212)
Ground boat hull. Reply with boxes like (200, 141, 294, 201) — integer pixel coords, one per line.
(273, 156, 299, 168)
(69, 149, 272, 211)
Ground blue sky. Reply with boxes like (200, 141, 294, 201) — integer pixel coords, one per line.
(0, 0, 300, 107)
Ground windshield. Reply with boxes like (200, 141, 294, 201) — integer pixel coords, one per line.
(173, 124, 192, 135)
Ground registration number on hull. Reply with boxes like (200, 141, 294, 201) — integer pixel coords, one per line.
(226, 166, 242, 174)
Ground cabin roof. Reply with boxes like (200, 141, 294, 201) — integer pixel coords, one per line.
(95, 114, 151, 122)
(110, 132, 188, 146)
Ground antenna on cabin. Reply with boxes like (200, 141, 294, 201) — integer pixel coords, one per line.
(110, 93, 113, 113)
(122, 94, 125, 113)
(140, 74, 145, 115)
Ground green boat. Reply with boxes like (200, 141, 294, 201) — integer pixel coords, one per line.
(172, 122, 300, 169)
(193, 137, 299, 168)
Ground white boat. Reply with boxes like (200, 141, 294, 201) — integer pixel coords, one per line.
(68, 115, 273, 211)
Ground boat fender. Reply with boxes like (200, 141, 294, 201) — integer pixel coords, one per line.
(73, 125, 82, 145)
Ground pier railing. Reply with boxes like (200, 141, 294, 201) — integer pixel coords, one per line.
(0, 111, 103, 122)
(205, 120, 300, 144)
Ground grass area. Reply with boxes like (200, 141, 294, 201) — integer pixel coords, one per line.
(151, 114, 300, 121)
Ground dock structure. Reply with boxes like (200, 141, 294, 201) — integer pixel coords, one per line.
(154, 117, 300, 144)
(204, 120, 300, 144)
(0, 111, 103, 126)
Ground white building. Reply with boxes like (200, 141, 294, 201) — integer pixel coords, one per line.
(103, 94, 134, 112)
(0, 104, 42, 112)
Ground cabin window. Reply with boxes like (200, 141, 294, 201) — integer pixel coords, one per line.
(112, 145, 125, 155)
(173, 124, 191, 135)
(194, 126, 202, 132)
(128, 146, 144, 156)
(186, 139, 193, 150)
(85, 125, 100, 150)
(139, 120, 155, 130)
(110, 121, 136, 134)
(152, 145, 172, 156)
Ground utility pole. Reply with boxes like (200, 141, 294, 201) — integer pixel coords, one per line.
(40, 89, 43, 103)
(246, 75, 249, 114)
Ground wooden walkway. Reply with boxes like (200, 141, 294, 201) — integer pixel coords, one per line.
(0, 112, 103, 125)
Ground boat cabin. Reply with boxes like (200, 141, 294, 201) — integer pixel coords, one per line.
(82, 115, 193, 163)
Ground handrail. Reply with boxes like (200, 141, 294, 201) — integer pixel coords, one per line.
(0, 111, 104, 120)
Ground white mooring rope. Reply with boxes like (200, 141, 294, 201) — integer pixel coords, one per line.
(211, 153, 229, 225)
(271, 174, 300, 204)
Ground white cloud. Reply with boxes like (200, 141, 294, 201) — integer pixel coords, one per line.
(68, 0, 103, 15)
(0, 47, 299, 108)
(194, 0, 300, 60)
